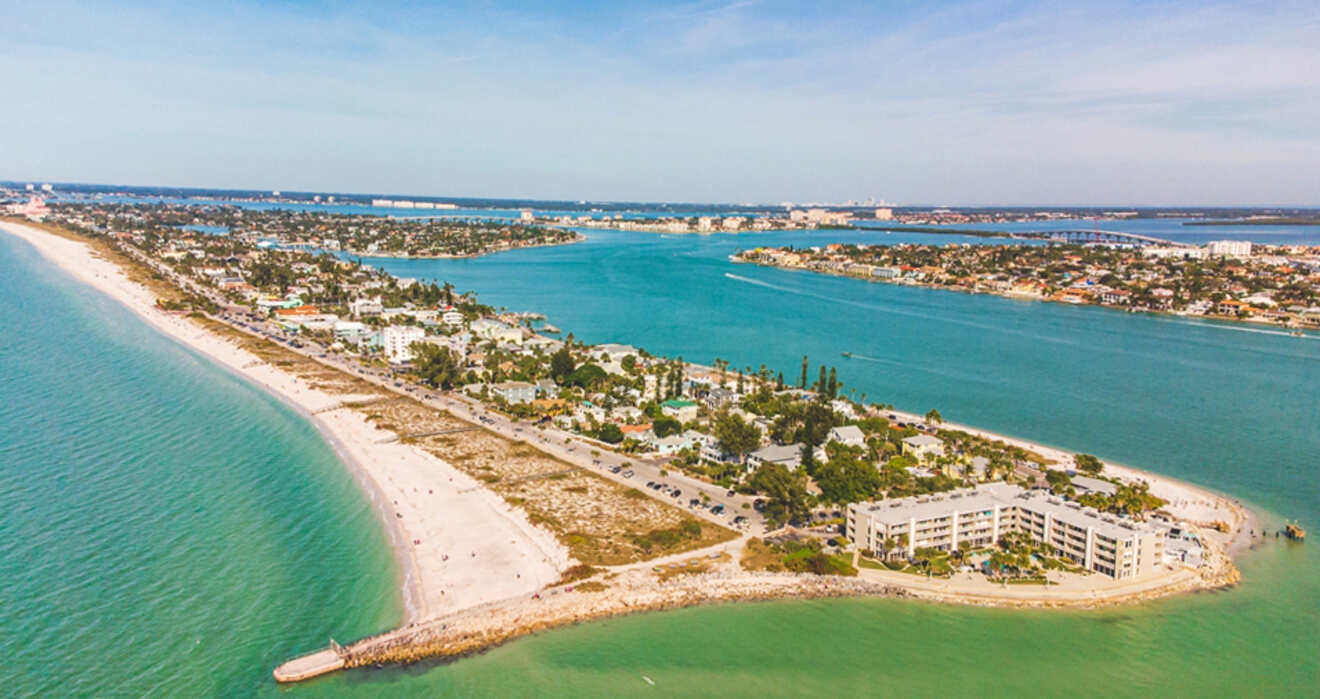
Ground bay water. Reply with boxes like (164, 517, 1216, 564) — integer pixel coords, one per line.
(2, 225, 1316, 696)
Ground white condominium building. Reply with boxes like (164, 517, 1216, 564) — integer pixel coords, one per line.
(382, 325, 426, 364)
(846, 483, 1165, 579)
(1206, 240, 1253, 258)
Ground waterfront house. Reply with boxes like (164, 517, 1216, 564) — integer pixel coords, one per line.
(1071, 475, 1119, 496)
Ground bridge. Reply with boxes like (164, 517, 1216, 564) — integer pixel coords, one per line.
(1011, 229, 1191, 248)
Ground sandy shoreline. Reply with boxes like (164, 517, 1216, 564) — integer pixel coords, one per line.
(1, 220, 1265, 683)
(1, 221, 575, 627)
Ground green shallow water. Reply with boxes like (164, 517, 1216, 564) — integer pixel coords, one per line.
(2, 227, 1317, 697)
(0, 233, 399, 696)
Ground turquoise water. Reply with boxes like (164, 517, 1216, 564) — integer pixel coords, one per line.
(0, 233, 398, 695)
(3, 226, 1317, 696)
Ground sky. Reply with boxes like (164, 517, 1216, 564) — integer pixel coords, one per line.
(3, 0, 1319, 206)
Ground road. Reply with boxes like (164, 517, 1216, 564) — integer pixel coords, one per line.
(126, 245, 765, 534)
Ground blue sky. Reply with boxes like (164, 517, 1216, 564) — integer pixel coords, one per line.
(3, 0, 1318, 205)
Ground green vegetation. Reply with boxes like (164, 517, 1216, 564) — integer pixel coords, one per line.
(742, 538, 856, 576)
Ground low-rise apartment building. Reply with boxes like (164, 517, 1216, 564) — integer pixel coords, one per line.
(846, 483, 1165, 579)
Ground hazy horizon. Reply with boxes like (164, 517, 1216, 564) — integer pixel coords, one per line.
(4, 1, 1318, 206)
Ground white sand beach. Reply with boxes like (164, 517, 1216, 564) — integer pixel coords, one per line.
(0, 221, 574, 624)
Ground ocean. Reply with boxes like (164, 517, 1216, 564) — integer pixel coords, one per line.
(1, 224, 1316, 696)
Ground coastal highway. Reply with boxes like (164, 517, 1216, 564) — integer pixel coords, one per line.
(128, 246, 765, 534)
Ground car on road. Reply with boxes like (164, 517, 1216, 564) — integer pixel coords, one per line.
(711, 505, 724, 515)
(726, 489, 736, 497)
(609, 465, 622, 474)
(622, 470, 634, 478)
(671, 489, 681, 498)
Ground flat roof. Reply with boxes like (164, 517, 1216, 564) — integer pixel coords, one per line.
(852, 482, 1156, 540)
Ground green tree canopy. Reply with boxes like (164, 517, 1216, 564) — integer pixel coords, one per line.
(549, 347, 575, 382)
(565, 363, 607, 388)
(750, 463, 811, 528)
(652, 414, 683, 438)
(1073, 453, 1103, 475)
(411, 343, 461, 389)
(712, 409, 761, 461)
(597, 423, 624, 444)
(815, 446, 882, 505)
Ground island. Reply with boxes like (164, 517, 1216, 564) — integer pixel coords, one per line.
(0, 206, 1271, 684)
(732, 242, 1320, 330)
(38, 200, 583, 258)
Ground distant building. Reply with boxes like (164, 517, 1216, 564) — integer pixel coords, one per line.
(1207, 240, 1253, 258)
(520, 209, 534, 222)
(382, 325, 425, 363)
(875, 207, 894, 220)
(5, 196, 50, 221)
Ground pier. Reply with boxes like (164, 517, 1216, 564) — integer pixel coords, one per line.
(272, 641, 345, 683)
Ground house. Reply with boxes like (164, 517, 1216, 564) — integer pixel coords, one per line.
(619, 423, 654, 441)
(748, 443, 804, 472)
(471, 318, 523, 345)
(441, 308, 464, 326)
(1071, 475, 1119, 496)
(1100, 289, 1131, 305)
(965, 456, 991, 480)
(660, 399, 699, 423)
(491, 381, 538, 404)
(826, 425, 866, 448)
(1216, 299, 1250, 316)
(901, 434, 945, 460)
(594, 343, 638, 362)
(649, 430, 710, 456)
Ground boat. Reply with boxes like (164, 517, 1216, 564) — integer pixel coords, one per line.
(1284, 521, 1306, 541)
(841, 352, 852, 358)
(1290, 331, 1304, 337)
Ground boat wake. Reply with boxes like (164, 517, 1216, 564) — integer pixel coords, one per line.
(841, 352, 892, 364)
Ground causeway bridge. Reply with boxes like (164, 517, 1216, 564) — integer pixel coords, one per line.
(1011, 229, 1191, 247)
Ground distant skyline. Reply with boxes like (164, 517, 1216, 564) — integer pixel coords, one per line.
(3, 1, 1319, 206)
